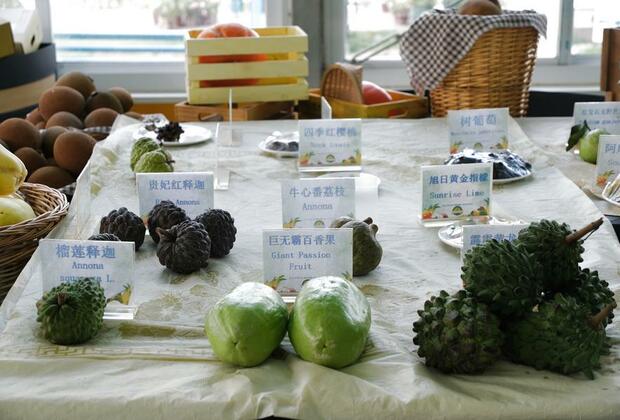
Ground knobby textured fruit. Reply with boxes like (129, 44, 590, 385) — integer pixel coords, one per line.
(156, 220, 211, 274)
(99, 207, 146, 250)
(148, 200, 189, 244)
(194, 209, 237, 258)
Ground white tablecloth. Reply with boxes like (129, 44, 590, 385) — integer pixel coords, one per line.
(0, 118, 618, 420)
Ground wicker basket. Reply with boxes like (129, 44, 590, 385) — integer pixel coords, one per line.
(0, 183, 69, 301)
(430, 27, 539, 117)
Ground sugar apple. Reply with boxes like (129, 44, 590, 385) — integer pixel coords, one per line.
(156, 220, 211, 274)
(504, 293, 614, 379)
(99, 207, 146, 250)
(130, 137, 160, 171)
(413, 290, 503, 374)
(194, 209, 236, 258)
(36, 277, 106, 345)
(462, 239, 542, 319)
(147, 200, 189, 244)
(88, 233, 120, 241)
(134, 149, 173, 173)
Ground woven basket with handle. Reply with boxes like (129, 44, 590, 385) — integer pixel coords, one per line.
(0, 183, 69, 302)
(430, 27, 539, 117)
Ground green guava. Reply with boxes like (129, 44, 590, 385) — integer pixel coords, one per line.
(205, 282, 288, 367)
(579, 128, 607, 164)
(288, 276, 371, 368)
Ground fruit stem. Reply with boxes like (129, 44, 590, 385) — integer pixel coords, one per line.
(57, 293, 66, 306)
(565, 218, 604, 245)
(589, 302, 616, 329)
(156, 227, 175, 242)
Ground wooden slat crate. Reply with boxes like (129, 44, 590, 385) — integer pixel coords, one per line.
(185, 26, 309, 104)
(175, 100, 294, 122)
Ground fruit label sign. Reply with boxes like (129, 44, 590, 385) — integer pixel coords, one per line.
(447, 107, 509, 153)
(421, 163, 493, 225)
(262, 228, 353, 296)
(574, 102, 620, 133)
(461, 223, 529, 257)
(136, 172, 214, 220)
(595, 135, 620, 191)
(281, 178, 355, 228)
(298, 119, 362, 172)
(39, 239, 135, 318)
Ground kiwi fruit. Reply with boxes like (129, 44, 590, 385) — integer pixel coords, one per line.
(84, 107, 119, 128)
(458, 0, 501, 15)
(53, 131, 96, 175)
(14, 147, 46, 175)
(55, 71, 96, 99)
(28, 166, 75, 189)
(41, 126, 67, 158)
(125, 111, 143, 121)
(109, 87, 133, 112)
(45, 111, 84, 129)
(26, 108, 44, 125)
(85, 91, 123, 114)
(39, 86, 86, 120)
(0, 118, 40, 151)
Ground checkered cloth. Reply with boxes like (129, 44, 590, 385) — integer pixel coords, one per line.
(399, 9, 547, 94)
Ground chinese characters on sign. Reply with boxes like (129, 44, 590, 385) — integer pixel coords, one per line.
(298, 119, 362, 171)
(421, 163, 493, 224)
(574, 102, 620, 134)
(262, 228, 353, 295)
(136, 172, 214, 219)
(461, 224, 529, 257)
(595, 135, 620, 191)
(281, 178, 355, 228)
(447, 107, 509, 153)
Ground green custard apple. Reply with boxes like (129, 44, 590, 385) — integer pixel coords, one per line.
(130, 137, 161, 170)
(205, 282, 288, 367)
(134, 149, 174, 173)
(36, 277, 106, 345)
(579, 128, 607, 164)
(288, 276, 371, 369)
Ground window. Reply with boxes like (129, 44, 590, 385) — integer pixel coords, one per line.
(572, 0, 620, 56)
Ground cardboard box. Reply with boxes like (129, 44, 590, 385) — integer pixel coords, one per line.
(601, 28, 620, 98)
(0, 19, 16, 60)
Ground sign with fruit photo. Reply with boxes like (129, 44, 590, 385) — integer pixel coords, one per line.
(594, 135, 620, 191)
(298, 119, 362, 172)
(420, 163, 493, 224)
(447, 108, 509, 154)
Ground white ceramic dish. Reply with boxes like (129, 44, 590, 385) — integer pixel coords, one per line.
(438, 216, 525, 249)
(492, 171, 533, 185)
(133, 124, 212, 147)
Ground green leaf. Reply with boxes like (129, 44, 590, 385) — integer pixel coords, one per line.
(566, 121, 590, 152)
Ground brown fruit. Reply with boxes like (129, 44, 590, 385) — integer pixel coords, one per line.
(45, 111, 84, 129)
(28, 166, 75, 189)
(41, 126, 67, 158)
(125, 111, 143, 121)
(46, 157, 57, 166)
(84, 107, 118, 128)
(0, 139, 7, 149)
(85, 91, 123, 114)
(458, 0, 501, 15)
(109, 87, 133, 112)
(26, 108, 44, 125)
(55, 71, 96, 99)
(14, 147, 46, 175)
(0, 118, 40, 151)
(35, 121, 45, 130)
(39, 86, 85, 120)
(53, 131, 96, 175)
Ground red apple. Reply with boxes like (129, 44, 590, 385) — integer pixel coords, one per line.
(361, 81, 392, 105)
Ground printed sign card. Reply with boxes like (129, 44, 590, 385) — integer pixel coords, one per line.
(263, 228, 353, 296)
(281, 178, 355, 228)
(298, 119, 362, 172)
(39, 239, 135, 318)
(447, 107, 509, 153)
(595, 135, 620, 191)
(421, 163, 493, 224)
(321, 96, 332, 119)
(136, 172, 214, 220)
(574, 102, 620, 133)
(461, 223, 529, 257)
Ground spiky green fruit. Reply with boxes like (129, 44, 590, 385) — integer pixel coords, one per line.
(413, 290, 503, 374)
(569, 268, 615, 326)
(36, 278, 106, 345)
(130, 137, 161, 170)
(504, 294, 612, 379)
(134, 149, 173, 173)
(517, 220, 584, 292)
(462, 240, 542, 319)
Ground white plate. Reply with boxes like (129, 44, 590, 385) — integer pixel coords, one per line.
(133, 124, 212, 147)
(258, 140, 298, 158)
(438, 217, 525, 249)
(492, 170, 533, 185)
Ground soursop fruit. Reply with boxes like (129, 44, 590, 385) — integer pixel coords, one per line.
(36, 277, 106, 345)
(504, 293, 614, 379)
(516, 220, 584, 292)
(130, 137, 161, 171)
(462, 239, 543, 319)
(413, 290, 503, 374)
(569, 268, 615, 326)
(194, 209, 236, 258)
(134, 149, 173, 173)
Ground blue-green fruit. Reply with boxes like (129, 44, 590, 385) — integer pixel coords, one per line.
(288, 276, 371, 368)
(130, 137, 160, 170)
(205, 282, 288, 367)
